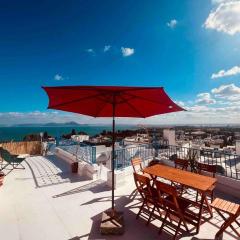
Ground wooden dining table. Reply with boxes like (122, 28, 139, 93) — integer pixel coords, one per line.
(144, 163, 217, 233)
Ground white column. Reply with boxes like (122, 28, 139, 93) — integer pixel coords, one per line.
(163, 129, 176, 146)
(236, 140, 240, 155)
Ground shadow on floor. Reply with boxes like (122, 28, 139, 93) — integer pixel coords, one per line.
(78, 191, 197, 240)
(24, 155, 89, 188)
(52, 180, 110, 198)
(78, 190, 240, 240)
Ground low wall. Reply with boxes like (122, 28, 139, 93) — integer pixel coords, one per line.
(0, 141, 41, 155)
(55, 147, 99, 180)
(55, 147, 77, 163)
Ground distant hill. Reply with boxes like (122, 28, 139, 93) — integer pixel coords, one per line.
(12, 121, 85, 127)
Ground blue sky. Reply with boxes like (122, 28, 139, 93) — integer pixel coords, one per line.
(1, 0, 240, 125)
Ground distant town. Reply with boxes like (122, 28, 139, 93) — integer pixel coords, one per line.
(22, 125, 240, 156)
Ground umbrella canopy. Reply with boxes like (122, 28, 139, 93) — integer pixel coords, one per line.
(42, 85, 185, 211)
(43, 86, 184, 117)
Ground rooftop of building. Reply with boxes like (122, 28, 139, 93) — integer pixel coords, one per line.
(0, 154, 239, 240)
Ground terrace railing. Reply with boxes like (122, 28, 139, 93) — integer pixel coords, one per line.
(55, 140, 240, 180)
(115, 144, 155, 170)
(158, 145, 240, 180)
(57, 140, 96, 164)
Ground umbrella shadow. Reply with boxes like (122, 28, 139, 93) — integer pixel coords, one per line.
(52, 180, 110, 198)
(78, 193, 197, 240)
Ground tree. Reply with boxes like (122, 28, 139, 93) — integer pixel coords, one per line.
(43, 131, 48, 140)
(71, 129, 76, 135)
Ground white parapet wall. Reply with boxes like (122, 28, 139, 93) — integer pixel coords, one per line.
(78, 162, 99, 180)
(215, 175, 240, 199)
(55, 147, 77, 163)
(55, 147, 99, 180)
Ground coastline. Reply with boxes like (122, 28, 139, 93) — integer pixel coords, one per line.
(0, 125, 137, 142)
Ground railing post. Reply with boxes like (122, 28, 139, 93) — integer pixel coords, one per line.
(91, 146, 96, 164)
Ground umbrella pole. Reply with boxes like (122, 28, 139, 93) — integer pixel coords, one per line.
(111, 99, 116, 212)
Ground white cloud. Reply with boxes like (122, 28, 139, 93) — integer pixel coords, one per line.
(212, 83, 240, 95)
(54, 74, 63, 81)
(196, 93, 216, 104)
(211, 65, 240, 79)
(175, 101, 185, 107)
(121, 47, 135, 57)
(204, 1, 240, 35)
(187, 105, 211, 112)
(211, 84, 240, 102)
(103, 45, 111, 52)
(86, 48, 95, 54)
(167, 19, 178, 28)
(211, 0, 235, 4)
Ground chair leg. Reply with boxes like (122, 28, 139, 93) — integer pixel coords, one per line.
(196, 191, 199, 202)
(204, 197, 213, 217)
(235, 219, 240, 227)
(146, 205, 155, 225)
(159, 209, 169, 234)
(211, 190, 214, 203)
(136, 200, 145, 219)
(173, 219, 182, 240)
(216, 210, 240, 238)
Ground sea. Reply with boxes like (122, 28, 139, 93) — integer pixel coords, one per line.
(0, 125, 137, 142)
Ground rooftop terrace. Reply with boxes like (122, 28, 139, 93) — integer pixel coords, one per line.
(0, 154, 239, 240)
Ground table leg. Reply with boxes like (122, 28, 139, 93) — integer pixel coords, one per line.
(196, 191, 205, 234)
(150, 175, 157, 187)
(204, 196, 213, 217)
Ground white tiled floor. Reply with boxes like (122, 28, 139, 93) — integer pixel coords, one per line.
(0, 155, 239, 240)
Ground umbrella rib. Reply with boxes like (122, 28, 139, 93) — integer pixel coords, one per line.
(48, 93, 104, 108)
(118, 94, 146, 118)
(125, 91, 174, 107)
(125, 91, 185, 111)
(94, 96, 111, 117)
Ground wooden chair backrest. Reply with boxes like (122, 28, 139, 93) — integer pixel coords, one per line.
(155, 180, 179, 210)
(174, 158, 189, 170)
(131, 157, 144, 173)
(197, 162, 216, 177)
(133, 172, 152, 200)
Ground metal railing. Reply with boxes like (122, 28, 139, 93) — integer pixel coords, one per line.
(115, 144, 155, 170)
(57, 140, 96, 164)
(55, 140, 240, 179)
(158, 145, 240, 180)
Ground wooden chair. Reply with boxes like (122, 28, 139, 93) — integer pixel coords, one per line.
(0, 171, 4, 187)
(133, 172, 158, 224)
(174, 158, 189, 170)
(196, 162, 216, 202)
(154, 180, 192, 240)
(131, 157, 144, 173)
(131, 157, 151, 179)
(171, 159, 189, 195)
(211, 198, 240, 239)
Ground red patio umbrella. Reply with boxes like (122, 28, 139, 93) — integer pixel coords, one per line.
(42, 85, 185, 212)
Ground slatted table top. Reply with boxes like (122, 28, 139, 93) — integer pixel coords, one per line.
(144, 164, 216, 192)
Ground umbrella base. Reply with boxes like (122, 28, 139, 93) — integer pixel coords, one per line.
(100, 210, 124, 235)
